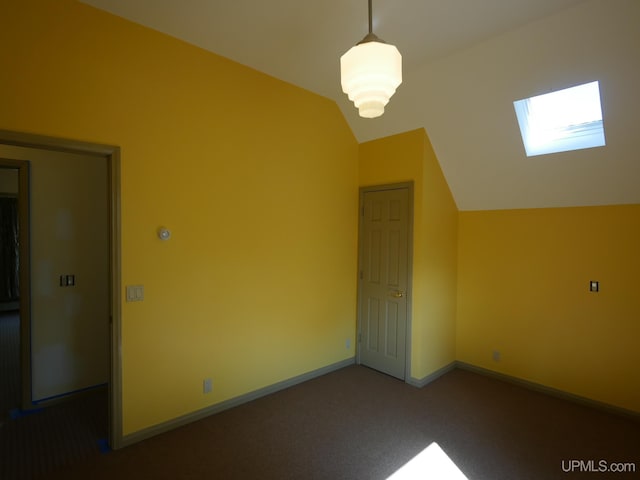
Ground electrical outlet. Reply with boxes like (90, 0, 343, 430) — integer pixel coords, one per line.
(492, 350, 501, 362)
(203, 378, 213, 394)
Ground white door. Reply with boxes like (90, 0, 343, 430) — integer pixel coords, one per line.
(358, 186, 411, 380)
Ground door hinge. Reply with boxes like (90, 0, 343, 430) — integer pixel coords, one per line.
(358, 333, 362, 343)
(359, 270, 363, 279)
(361, 206, 364, 216)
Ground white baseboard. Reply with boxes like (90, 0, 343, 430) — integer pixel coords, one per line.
(120, 356, 637, 448)
(456, 361, 639, 421)
(121, 357, 356, 448)
(407, 361, 457, 388)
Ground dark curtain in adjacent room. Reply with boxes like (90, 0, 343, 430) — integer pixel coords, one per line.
(0, 196, 19, 302)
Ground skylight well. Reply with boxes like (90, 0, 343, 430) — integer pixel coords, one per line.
(514, 81, 605, 157)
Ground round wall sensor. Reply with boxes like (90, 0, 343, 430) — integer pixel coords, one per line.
(157, 227, 171, 241)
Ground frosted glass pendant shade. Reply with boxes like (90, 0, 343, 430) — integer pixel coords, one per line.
(341, 41, 402, 118)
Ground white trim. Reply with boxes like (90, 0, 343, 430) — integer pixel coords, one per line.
(117, 357, 638, 448)
(406, 362, 457, 388)
(456, 362, 639, 421)
(121, 357, 356, 447)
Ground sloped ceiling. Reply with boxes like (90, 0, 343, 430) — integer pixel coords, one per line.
(79, 0, 640, 210)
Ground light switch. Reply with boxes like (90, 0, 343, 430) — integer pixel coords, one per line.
(126, 285, 144, 302)
(59, 274, 76, 287)
(589, 281, 599, 292)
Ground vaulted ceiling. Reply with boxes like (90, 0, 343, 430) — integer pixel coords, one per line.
(79, 0, 640, 210)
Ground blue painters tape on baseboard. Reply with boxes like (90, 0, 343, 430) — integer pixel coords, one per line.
(33, 382, 108, 405)
(97, 438, 111, 453)
(9, 407, 44, 420)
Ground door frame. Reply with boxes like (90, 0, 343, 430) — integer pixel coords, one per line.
(0, 130, 123, 449)
(357, 182, 414, 382)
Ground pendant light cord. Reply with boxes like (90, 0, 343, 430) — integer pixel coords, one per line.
(357, 0, 383, 44)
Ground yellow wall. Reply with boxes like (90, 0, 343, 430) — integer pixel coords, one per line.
(417, 131, 458, 378)
(3, 0, 634, 440)
(457, 205, 640, 412)
(359, 129, 458, 381)
(1, 0, 358, 434)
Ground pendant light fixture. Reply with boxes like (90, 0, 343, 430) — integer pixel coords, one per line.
(340, 0, 402, 118)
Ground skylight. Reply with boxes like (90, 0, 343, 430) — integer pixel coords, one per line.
(513, 81, 605, 157)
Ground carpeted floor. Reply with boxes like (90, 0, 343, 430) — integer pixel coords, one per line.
(1, 310, 109, 480)
(37, 365, 639, 480)
(0, 387, 108, 480)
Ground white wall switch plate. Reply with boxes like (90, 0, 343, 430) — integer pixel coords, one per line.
(126, 285, 144, 302)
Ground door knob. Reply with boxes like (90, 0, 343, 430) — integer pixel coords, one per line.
(390, 290, 405, 298)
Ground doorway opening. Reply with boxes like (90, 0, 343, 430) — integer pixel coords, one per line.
(0, 130, 122, 449)
(0, 163, 26, 424)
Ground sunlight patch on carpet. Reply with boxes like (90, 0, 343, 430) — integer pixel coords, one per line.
(387, 442, 469, 479)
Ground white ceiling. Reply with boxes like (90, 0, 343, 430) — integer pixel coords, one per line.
(79, 0, 640, 210)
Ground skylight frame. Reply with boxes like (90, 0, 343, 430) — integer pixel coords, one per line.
(513, 81, 606, 157)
